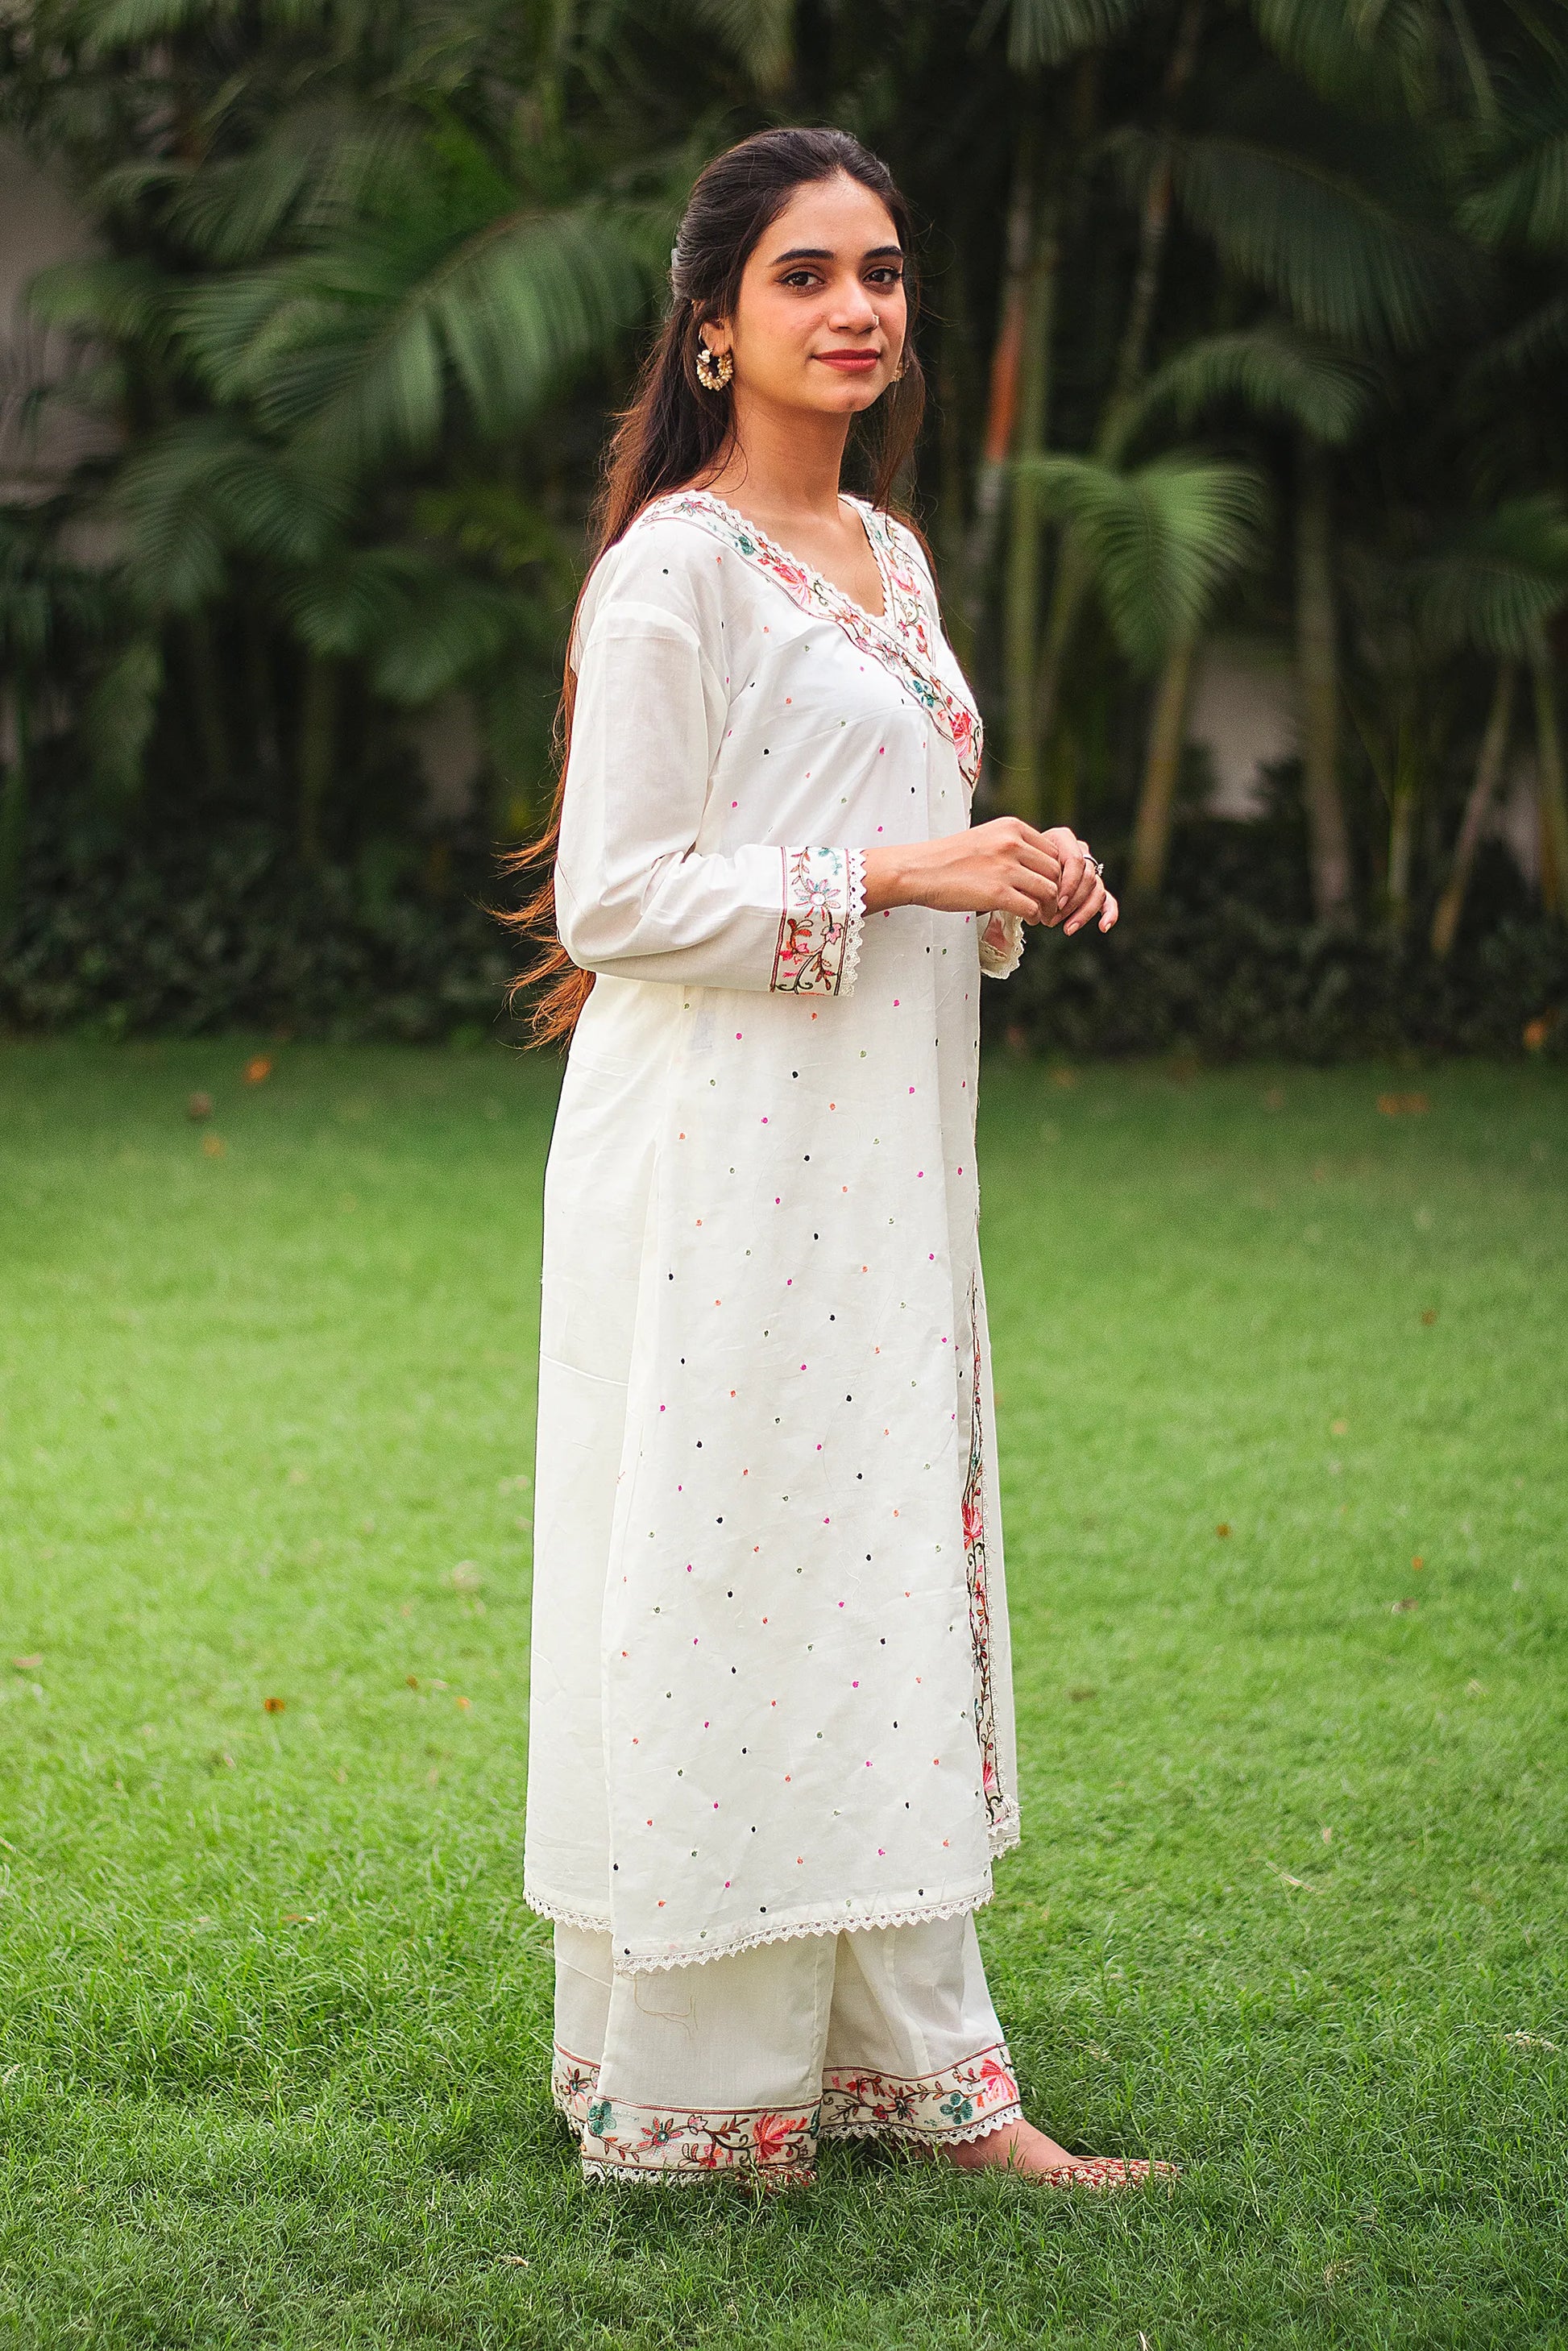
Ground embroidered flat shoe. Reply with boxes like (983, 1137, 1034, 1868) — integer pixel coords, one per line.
(1036, 2157, 1180, 2191)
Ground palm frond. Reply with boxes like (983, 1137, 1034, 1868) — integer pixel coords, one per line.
(23, 255, 172, 350)
(164, 104, 420, 263)
(1014, 452, 1268, 667)
(674, 0, 795, 90)
(971, 0, 1149, 69)
(1248, 0, 1436, 113)
(81, 0, 239, 48)
(280, 549, 545, 701)
(1460, 112, 1568, 253)
(1125, 325, 1378, 450)
(116, 419, 351, 609)
(1465, 289, 1568, 381)
(179, 193, 659, 471)
(1140, 133, 1462, 350)
(1415, 496, 1568, 657)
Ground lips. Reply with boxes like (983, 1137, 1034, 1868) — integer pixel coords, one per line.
(815, 351, 882, 372)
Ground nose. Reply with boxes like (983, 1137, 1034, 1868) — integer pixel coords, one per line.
(827, 272, 881, 333)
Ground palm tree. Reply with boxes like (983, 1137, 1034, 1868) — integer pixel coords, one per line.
(1421, 498, 1568, 952)
(1017, 446, 1267, 898)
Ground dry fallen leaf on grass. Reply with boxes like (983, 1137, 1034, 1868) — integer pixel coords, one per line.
(187, 1092, 213, 1121)
(243, 1056, 273, 1085)
(10, 1654, 41, 1671)
(201, 1133, 225, 1158)
(450, 1561, 483, 1592)
(1421, 1308, 1438, 1325)
(1216, 1523, 1231, 1538)
(1391, 1598, 1417, 1614)
(1506, 2033, 1558, 2050)
(406, 1674, 419, 1689)
(263, 1695, 286, 1712)
(1377, 1092, 1429, 1117)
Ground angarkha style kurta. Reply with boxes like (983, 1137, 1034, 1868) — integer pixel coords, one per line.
(524, 487, 1027, 1976)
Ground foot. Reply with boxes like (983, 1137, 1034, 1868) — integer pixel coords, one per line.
(938, 2118, 1177, 2187)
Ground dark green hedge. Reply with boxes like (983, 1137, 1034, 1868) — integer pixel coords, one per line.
(2, 806, 1564, 1059)
(0, 811, 521, 1045)
(990, 821, 1568, 1064)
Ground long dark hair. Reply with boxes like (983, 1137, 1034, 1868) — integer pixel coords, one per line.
(500, 126, 931, 1047)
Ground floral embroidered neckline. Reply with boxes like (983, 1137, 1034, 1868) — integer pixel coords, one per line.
(633, 485, 984, 790)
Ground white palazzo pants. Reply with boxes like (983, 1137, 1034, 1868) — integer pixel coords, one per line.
(551, 1913, 1024, 2184)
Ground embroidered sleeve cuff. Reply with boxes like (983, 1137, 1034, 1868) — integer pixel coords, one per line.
(977, 910, 1025, 980)
(771, 846, 865, 997)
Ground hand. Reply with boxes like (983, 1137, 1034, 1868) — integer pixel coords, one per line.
(862, 819, 1063, 923)
(1040, 827, 1118, 935)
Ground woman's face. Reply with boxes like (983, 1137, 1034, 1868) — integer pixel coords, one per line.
(705, 171, 906, 415)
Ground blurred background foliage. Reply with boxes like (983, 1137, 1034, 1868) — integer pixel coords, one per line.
(1, 0, 1566, 1051)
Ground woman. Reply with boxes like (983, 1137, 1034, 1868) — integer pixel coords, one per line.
(510, 126, 1165, 2194)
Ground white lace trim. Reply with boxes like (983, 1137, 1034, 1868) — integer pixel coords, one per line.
(611, 1883, 994, 1976)
(987, 1799, 1021, 1860)
(820, 2100, 1026, 2147)
(978, 909, 1026, 980)
(522, 1887, 611, 1935)
(840, 843, 867, 997)
(529, 1822, 1020, 1972)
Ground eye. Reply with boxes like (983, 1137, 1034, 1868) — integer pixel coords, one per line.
(868, 267, 905, 287)
(780, 269, 820, 289)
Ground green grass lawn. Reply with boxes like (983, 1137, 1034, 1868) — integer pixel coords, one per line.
(1, 1039, 1563, 2349)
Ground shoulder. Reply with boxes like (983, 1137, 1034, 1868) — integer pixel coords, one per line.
(571, 508, 733, 668)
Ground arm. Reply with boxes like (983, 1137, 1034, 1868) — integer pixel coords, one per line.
(555, 596, 863, 997)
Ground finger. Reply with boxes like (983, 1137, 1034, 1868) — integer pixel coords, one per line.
(1056, 839, 1087, 908)
(1097, 889, 1119, 931)
(1058, 866, 1101, 927)
(995, 886, 1047, 923)
(1006, 852, 1061, 912)
(1015, 843, 1064, 884)
(1064, 875, 1107, 935)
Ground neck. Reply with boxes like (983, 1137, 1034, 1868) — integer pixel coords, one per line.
(695, 391, 852, 525)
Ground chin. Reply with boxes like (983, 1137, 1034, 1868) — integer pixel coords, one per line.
(797, 375, 886, 415)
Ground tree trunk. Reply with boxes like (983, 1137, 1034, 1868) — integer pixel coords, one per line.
(935, 302, 973, 665)
(1294, 442, 1353, 923)
(0, 674, 33, 947)
(1532, 648, 1568, 919)
(959, 128, 1036, 664)
(1000, 185, 1061, 823)
(298, 655, 338, 865)
(1129, 632, 1197, 905)
(1430, 660, 1516, 959)
(1386, 719, 1418, 932)
(181, 613, 231, 796)
(1033, 0, 1205, 776)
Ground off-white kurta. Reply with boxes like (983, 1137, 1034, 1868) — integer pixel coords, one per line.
(524, 487, 1027, 1976)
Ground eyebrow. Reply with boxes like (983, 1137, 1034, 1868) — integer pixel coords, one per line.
(767, 244, 904, 266)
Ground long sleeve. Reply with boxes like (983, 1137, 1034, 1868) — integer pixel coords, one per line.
(555, 573, 865, 997)
(978, 911, 1026, 978)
